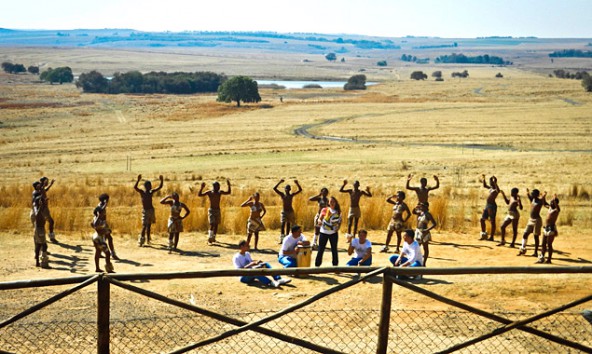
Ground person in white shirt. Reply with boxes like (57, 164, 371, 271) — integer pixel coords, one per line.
(234, 240, 290, 287)
(315, 197, 342, 267)
(347, 229, 372, 266)
(278, 225, 308, 268)
(390, 229, 423, 268)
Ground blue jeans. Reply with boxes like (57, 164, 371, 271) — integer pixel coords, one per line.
(278, 255, 298, 268)
(346, 256, 372, 266)
(239, 262, 279, 285)
(389, 255, 422, 267)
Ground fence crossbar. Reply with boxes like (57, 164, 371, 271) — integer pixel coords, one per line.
(0, 274, 99, 330)
(386, 274, 592, 353)
(169, 267, 388, 354)
(108, 278, 341, 354)
(436, 293, 592, 354)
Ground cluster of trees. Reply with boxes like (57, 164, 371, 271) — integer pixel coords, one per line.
(435, 53, 511, 65)
(412, 43, 457, 49)
(552, 69, 589, 80)
(451, 70, 470, 78)
(549, 50, 592, 58)
(1, 62, 39, 74)
(76, 70, 226, 94)
(343, 74, 366, 90)
(40, 67, 74, 84)
(400, 55, 428, 64)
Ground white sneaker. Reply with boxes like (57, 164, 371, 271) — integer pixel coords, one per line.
(277, 278, 292, 286)
(272, 280, 281, 288)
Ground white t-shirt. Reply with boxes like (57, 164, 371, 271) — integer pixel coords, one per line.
(280, 234, 306, 257)
(401, 240, 423, 266)
(351, 238, 372, 258)
(233, 252, 253, 269)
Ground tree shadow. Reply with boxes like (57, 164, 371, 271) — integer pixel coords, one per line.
(431, 240, 493, 250)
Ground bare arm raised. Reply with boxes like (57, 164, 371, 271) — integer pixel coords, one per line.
(273, 179, 285, 197)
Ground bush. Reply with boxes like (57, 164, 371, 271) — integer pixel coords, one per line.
(410, 71, 427, 80)
(583, 75, 592, 92)
(40, 66, 73, 84)
(495, 72, 504, 78)
(27, 65, 39, 75)
(377, 60, 387, 67)
(1, 62, 26, 74)
(302, 84, 322, 89)
(451, 70, 469, 78)
(343, 74, 366, 90)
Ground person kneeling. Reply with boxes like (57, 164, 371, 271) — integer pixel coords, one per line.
(346, 229, 372, 266)
(234, 240, 290, 288)
(389, 229, 423, 279)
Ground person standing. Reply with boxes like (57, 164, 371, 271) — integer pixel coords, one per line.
(161, 192, 190, 253)
(199, 179, 231, 244)
(241, 192, 267, 250)
(406, 174, 439, 213)
(273, 179, 302, 244)
(339, 180, 372, 243)
(518, 189, 547, 257)
(315, 197, 342, 267)
(413, 202, 436, 267)
(134, 174, 164, 247)
(92, 193, 119, 260)
(309, 187, 329, 250)
(382, 191, 411, 254)
(479, 175, 500, 241)
(499, 187, 523, 247)
(538, 195, 560, 264)
(32, 193, 50, 268)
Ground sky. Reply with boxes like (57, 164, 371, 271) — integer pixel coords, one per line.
(3, 0, 592, 38)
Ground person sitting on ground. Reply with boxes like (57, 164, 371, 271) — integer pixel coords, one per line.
(91, 194, 115, 273)
(234, 240, 290, 288)
(538, 195, 560, 264)
(92, 193, 119, 260)
(198, 179, 231, 244)
(382, 191, 411, 253)
(160, 192, 190, 253)
(499, 187, 523, 247)
(241, 192, 267, 250)
(413, 202, 436, 267)
(273, 179, 302, 244)
(518, 188, 547, 257)
(309, 187, 329, 250)
(347, 229, 372, 266)
(479, 175, 500, 241)
(278, 225, 308, 268)
(339, 180, 372, 243)
(390, 229, 424, 279)
(406, 174, 439, 213)
(134, 174, 164, 247)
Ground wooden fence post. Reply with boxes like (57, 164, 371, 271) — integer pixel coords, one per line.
(97, 274, 110, 354)
(376, 269, 393, 354)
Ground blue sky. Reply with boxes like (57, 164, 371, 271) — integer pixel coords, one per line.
(3, 0, 592, 38)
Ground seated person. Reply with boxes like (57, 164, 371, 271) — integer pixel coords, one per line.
(278, 225, 308, 268)
(346, 229, 372, 266)
(390, 229, 424, 278)
(233, 240, 290, 288)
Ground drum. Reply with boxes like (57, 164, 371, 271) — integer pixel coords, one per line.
(296, 245, 312, 267)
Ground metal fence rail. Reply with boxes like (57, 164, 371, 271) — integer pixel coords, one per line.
(1, 267, 592, 354)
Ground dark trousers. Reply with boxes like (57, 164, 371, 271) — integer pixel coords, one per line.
(315, 231, 339, 266)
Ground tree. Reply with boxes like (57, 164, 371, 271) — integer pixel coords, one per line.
(432, 71, 442, 79)
(377, 60, 387, 67)
(343, 74, 366, 90)
(27, 65, 39, 75)
(495, 72, 504, 78)
(217, 76, 261, 107)
(76, 70, 109, 93)
(583, 75, 592, 92)
(40, 66, 74, 84)
(325, 53, 337, 61)
(410, 71, 427, 80)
